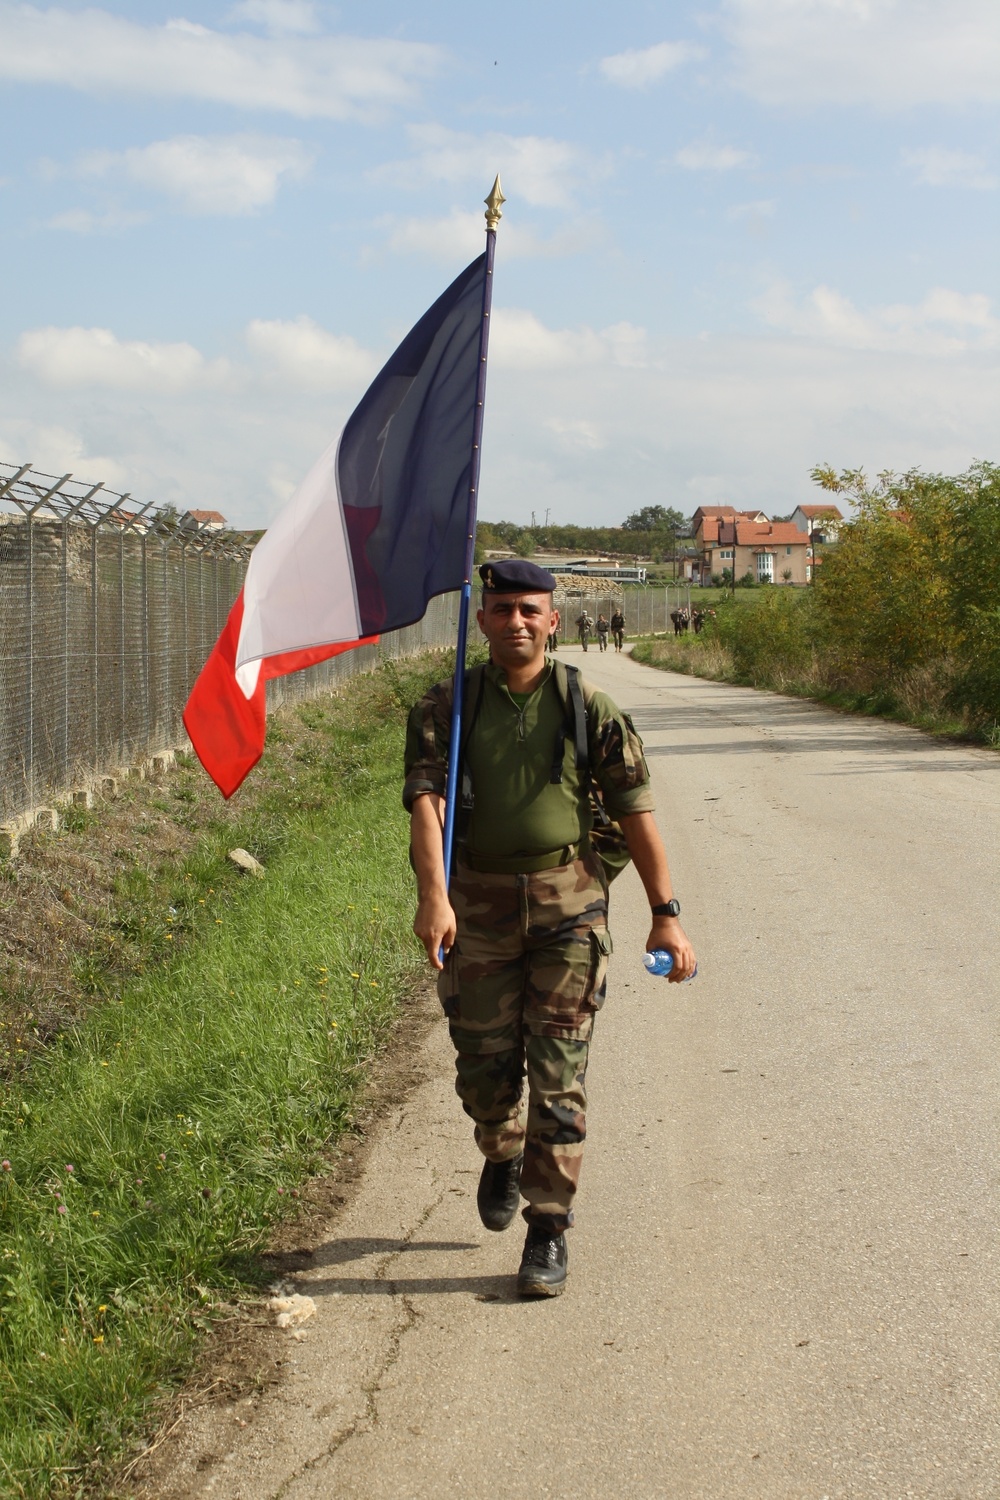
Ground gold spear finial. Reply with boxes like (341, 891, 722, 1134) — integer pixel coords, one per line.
(484, 175, 505, 231)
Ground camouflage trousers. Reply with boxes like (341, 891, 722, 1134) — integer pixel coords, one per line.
(439, 849, 612, 1233)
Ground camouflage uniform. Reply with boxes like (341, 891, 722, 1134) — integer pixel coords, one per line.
(404, 663, 653, 1231)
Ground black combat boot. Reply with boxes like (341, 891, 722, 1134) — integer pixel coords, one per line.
(516, 1224, 568, 1297)
(476, 1154, 523, 1232)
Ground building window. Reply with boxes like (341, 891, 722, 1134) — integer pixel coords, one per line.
(756, 552, 774, 582)
(786, 545, 792, 555)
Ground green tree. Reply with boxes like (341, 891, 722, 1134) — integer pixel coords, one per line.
(810, 465, 953, 686)
(621, 505, 687, 536)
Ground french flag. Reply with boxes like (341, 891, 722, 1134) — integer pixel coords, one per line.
(184, 254, 488, 797)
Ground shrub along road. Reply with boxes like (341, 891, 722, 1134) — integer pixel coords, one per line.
(142, 647, 1000, 1500)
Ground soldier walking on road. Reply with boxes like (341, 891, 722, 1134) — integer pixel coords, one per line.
(596, 614, 610, 652)
(405, 561, 696, 1298)
(575, 610, 593, 652)
(610, 609, 625, 653)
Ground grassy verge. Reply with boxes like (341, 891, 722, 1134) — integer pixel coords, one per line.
(0, 650, 455, 1498)
(630, 635, 993, 745)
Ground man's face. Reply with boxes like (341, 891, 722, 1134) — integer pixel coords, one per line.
(476, 591, 559, 669)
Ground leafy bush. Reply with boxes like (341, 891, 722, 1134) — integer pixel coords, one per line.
(714, 589, 814, 686)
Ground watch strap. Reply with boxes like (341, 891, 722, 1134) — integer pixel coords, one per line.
(651, 899, 681, 918)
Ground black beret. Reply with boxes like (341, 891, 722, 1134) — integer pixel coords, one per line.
(479, 559, 557, 594)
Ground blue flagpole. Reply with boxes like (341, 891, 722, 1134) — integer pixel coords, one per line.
(441, 176, 505, 894)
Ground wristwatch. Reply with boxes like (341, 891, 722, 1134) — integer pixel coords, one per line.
(651, 899, 681, 918)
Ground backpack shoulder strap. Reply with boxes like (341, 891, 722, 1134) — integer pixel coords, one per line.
(458, 663, 487, 811)
(551, 660, 589, 779)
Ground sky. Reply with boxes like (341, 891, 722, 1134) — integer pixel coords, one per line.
(0, 0, 998, 528)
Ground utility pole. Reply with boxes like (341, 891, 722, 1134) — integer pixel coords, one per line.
(544, 508, 550, 526)
(530, 510, 537, 528)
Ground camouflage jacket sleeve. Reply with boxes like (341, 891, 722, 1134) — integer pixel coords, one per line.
(402, 679, 453, 812)
(584, 685, 656, 818)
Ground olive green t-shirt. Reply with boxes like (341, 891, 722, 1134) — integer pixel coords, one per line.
(403, 661, 655, 861)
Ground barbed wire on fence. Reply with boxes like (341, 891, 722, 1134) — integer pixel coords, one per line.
(0, 461, 253, 560)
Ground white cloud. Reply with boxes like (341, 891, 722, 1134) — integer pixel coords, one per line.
(0, 420, 129, 485)
(491, 310, 648, 371)
(754, 282, 1000, 353)
(0, 5, 442, 119)
(377, 125, 606, 210)
(728, 198, 776, 219)
(17, 326, 231, 391)
(47, 207, 149, 234)
(723, 0, 1000, 108)
(599, 40, 705, 89)
(81, 135, 313, 215)
(903, 147, 997, 191)
(675, 141, 758, 171)
(545, 418, 607, 452)
(245, 317, 377, 389)
(382, 209, 583, 263)
(227, 0, 320, 34)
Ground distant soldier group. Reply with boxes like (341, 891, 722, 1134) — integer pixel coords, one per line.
(670, 606, 714, 636)
(574, 608, 627, 654)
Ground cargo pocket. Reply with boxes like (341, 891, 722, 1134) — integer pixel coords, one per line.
(587, 927, 613, 1011)
(437, 944, 461, 1020)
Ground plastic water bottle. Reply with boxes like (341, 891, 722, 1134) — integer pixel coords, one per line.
(643, 950, 698, 981)
(643, 949, 674, 977)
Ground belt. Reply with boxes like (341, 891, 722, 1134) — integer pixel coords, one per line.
(457, 841, 586, 875)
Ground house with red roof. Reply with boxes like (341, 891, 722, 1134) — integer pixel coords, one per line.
(180, 508, 227, 532)
(791, 503, 843, 542)
(690, 503, 769, 530)
(694, 514, 813, 585)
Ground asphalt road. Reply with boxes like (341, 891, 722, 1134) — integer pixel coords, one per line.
(162, 648, 1000, 1500)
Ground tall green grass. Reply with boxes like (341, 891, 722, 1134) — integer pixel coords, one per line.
(0, 652, 451, 1498)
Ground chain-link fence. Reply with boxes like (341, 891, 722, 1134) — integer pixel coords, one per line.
(0, 463, 470, 825)
(554, 585, 691, 641)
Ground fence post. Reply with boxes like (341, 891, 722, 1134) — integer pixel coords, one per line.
(119, 525, 126, 762)
(91, 526, 98, 771)
(26, 514, 34, 809)
(61, 517, 69, 786)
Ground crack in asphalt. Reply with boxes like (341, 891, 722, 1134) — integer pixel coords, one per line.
(269, 1181, 447, 1500)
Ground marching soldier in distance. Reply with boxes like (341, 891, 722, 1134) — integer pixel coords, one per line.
(596, 613, 610, 652)
(610, 607, 625, 653)
(575, 609, 593, 652)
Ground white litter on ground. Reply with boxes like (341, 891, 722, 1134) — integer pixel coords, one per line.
(267, 1293, 317, 1330)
